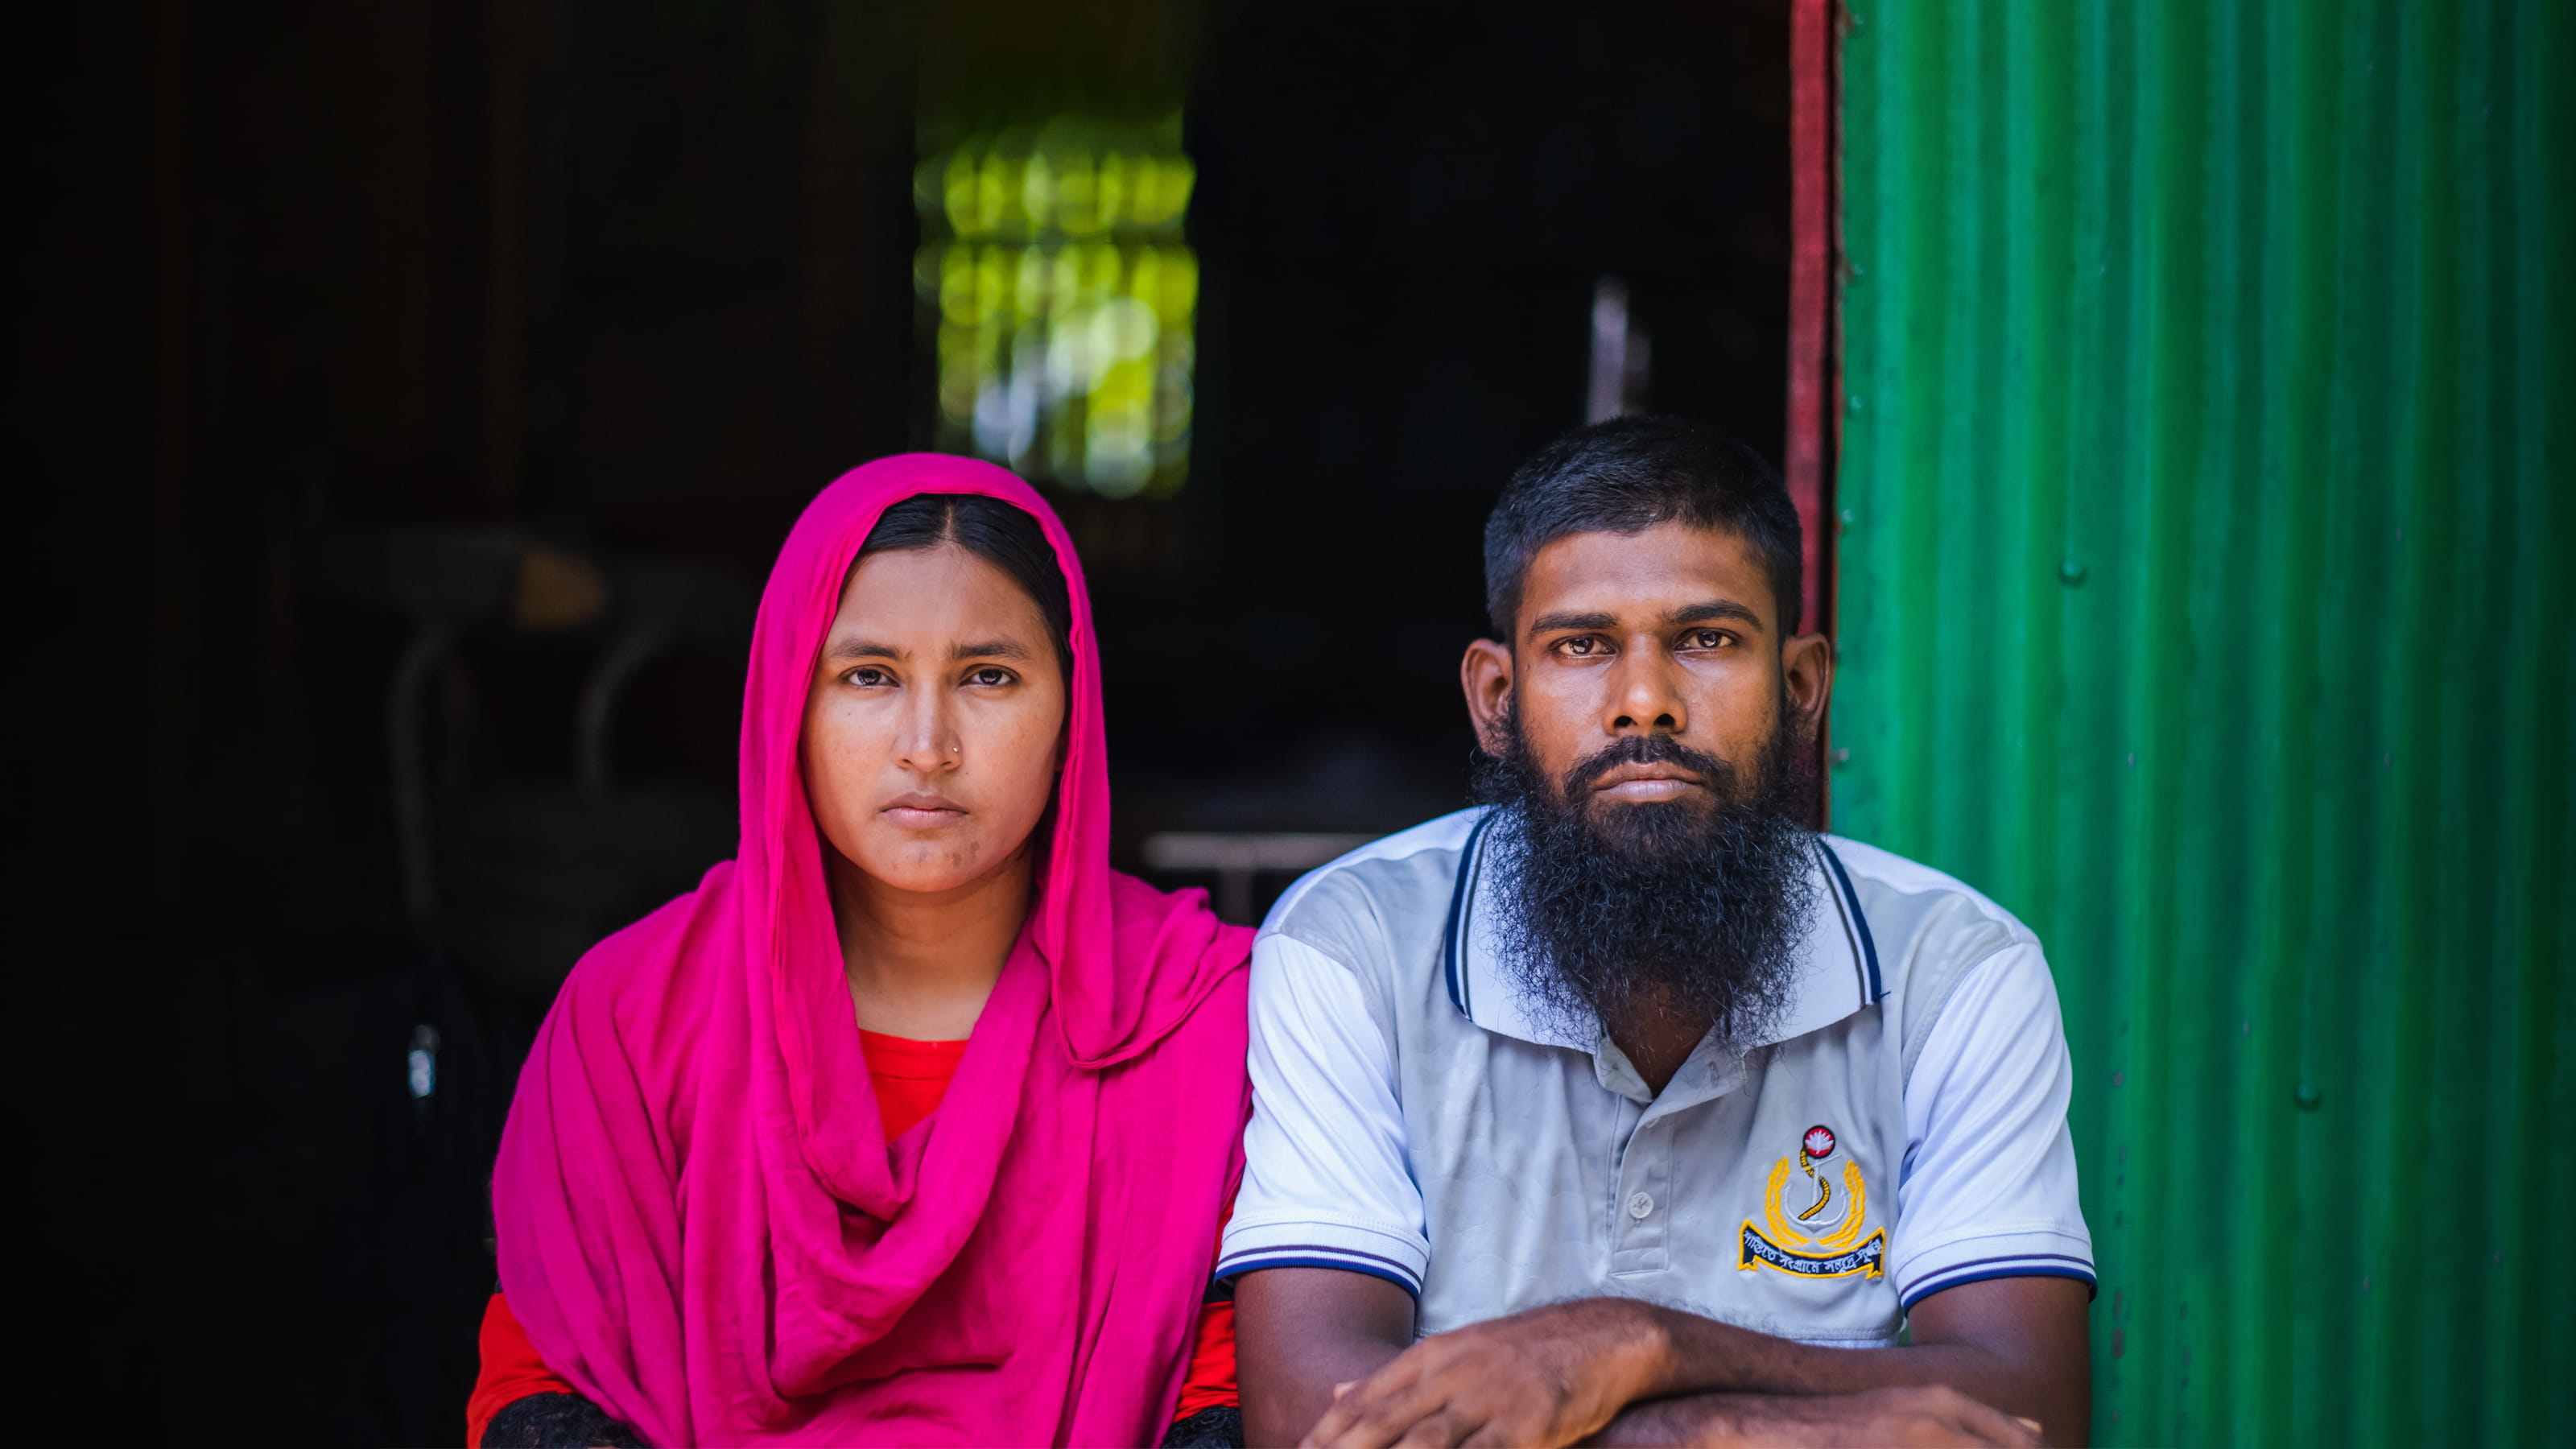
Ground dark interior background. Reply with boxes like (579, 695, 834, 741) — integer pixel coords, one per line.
(10, 1, 1784, 1440)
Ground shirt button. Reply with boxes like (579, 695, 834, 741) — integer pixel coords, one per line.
(1626, 1191, 1655, 1220)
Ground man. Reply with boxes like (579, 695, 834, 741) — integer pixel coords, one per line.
(1224, 419, 2093, 1447)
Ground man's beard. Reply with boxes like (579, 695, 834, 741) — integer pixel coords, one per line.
(1468, 702, 1820, 1051)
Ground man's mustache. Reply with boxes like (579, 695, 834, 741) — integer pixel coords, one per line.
(1561, 734, 1742, 799)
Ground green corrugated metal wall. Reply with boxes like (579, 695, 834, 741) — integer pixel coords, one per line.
(1831, 1, 2572, 1443)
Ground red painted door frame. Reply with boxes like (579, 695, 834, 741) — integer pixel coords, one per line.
(1785, 0, 1840, 821)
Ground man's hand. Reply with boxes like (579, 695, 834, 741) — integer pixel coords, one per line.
(1596, 1386, 2046, 1448)
(1299, 1298, 1668, 1448)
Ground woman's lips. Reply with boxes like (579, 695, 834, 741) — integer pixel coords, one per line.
(881, 795, 968, 828)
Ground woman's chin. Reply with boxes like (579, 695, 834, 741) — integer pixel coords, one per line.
(849, 838, 1003, 896)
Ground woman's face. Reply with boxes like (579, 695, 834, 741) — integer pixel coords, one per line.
(801, 542, 1068, 896)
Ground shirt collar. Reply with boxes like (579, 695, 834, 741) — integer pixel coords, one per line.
(1441, 809, 1884, 1054)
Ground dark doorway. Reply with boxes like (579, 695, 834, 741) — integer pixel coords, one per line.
(14, 2, 1790, 1441)
(1100, 0, 1792, 912)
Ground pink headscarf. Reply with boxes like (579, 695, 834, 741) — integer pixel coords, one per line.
(492, 455, 1253, 1446)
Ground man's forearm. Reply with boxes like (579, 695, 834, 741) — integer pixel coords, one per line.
(1619, 1277, 2089, 1447)
(1585, 1391, 1783, 1447)
(1636, 1309, 2016, 1400)
(1587, 1386, 2047, 1449)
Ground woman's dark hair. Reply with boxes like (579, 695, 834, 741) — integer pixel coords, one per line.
(855, 493, 1076, 684)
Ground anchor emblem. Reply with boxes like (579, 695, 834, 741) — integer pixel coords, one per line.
(1794, 1125, 1842, 1226)
(1740, 1122, 1883, 1279)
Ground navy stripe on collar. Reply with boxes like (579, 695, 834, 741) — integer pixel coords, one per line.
(1441, 810, 1496, 1019)
(1816, 838, 1884, 1002)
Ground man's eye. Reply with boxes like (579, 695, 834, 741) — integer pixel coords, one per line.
(1560, 638, 1600, 656)
(1686, 630, 1732, 650)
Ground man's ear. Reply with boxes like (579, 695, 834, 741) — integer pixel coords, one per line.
(1781, 629, 1835, 729)
(1460, 638, 1515, 754)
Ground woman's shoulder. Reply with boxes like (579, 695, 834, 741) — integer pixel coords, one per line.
(1102, 869, 1253, 964)
(1101, 865, 1241, 918)
(549, 859, 741, 1063)
(1096, 869, 1253, 1052)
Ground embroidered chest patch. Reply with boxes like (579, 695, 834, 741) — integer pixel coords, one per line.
(1740, 1124, 1888, 1279)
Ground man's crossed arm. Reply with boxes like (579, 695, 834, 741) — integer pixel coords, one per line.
(1236, 1268, 2088, 1448)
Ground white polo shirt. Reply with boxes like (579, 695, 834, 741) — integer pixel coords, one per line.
(1216, 807, 2092, 1346)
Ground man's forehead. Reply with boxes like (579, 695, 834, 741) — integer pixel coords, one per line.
(1519, 522, 1775, 630)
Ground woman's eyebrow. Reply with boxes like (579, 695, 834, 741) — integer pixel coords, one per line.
(951, 638, 1034, 661)
(825, 638, 903, 660)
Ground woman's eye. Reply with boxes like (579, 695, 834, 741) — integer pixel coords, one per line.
(968, 667, 1014, 687)
(845, 667, 891, 687)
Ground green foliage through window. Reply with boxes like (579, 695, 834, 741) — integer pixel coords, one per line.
(914, 113, 1195, 497)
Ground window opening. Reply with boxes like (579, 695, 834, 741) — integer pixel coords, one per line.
(913, 113, 1196, 498)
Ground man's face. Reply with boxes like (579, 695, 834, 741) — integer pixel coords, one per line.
(1462, 521, 1831, 816)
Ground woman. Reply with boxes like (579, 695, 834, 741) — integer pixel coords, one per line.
(467, 456, 1251, 1447)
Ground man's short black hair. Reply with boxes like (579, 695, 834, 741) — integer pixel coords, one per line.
(1482, 416, 1803, 640)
